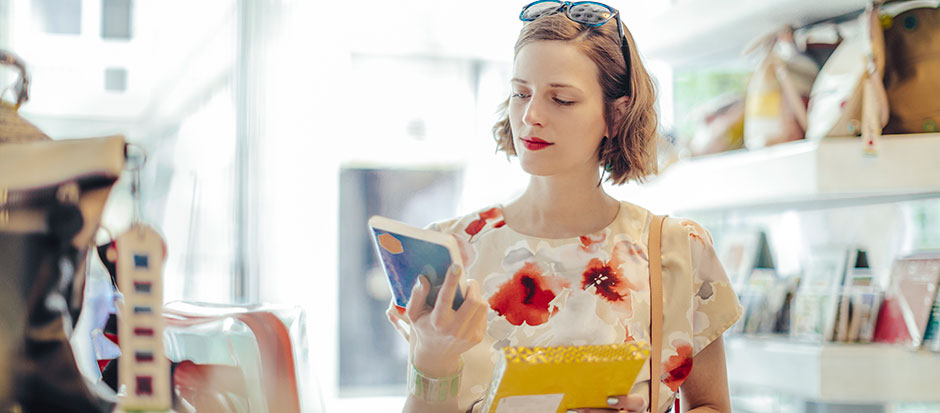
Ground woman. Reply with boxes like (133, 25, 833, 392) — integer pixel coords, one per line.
(387, 2, 742, 412)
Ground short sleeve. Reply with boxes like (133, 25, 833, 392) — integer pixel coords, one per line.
(679, 219, 743, 355)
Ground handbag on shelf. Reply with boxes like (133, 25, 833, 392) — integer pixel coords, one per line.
(687, 93, 746, 157)
(743, 27, 820, 150)
(805, 3, 889, 151)
(1, 49, 126, 413)
(881, 1, 940, 134)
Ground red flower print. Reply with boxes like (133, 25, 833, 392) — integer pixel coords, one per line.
(582, 258, 629, 302)
(489, 262, 560, 326)
(662, 342, 694, 391)
(579, 232, 607, 253)
(580, 240, 642, 309)
(465, 207, 503, 241)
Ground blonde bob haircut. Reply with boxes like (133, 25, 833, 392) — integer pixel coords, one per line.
(492, 13, 659, 185)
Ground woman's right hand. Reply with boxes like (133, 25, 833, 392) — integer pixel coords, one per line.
(406, 264, 488, 376)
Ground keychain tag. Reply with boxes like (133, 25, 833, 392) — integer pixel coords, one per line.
(116, 223, 170, 412)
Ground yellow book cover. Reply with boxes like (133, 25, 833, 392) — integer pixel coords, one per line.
(481, 342, 650, 413)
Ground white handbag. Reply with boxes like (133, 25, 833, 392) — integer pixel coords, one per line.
(805, 3, 889, 152)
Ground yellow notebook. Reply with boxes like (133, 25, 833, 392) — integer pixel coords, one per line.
(481, 342, 650, 413)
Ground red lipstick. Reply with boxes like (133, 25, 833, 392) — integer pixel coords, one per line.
(522, 137, 553, 151)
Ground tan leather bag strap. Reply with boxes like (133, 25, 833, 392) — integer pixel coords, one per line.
(648, 214, 666, 413)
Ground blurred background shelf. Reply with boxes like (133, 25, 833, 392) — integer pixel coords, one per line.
(613, 133, 940, 215)
(631, 0, 871, 67)
(725, 336, 940, 404)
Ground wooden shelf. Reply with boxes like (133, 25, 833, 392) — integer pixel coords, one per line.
(725, 336, 940, 403)
(609, 134, 940, 215)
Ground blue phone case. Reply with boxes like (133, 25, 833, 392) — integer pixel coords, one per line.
(371, 227, 465, 310)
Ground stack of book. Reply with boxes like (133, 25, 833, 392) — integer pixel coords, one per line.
(789, 247, 879, 343)
(717, 228, 940, 351)
(719, 229, 798, 336)
(873, 252, 940, 350)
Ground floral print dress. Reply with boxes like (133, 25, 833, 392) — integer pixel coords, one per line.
(417, 201, 742, 413)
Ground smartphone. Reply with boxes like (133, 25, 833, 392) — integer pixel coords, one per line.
(368, 215, 466, 310)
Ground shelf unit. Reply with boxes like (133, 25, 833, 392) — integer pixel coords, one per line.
(609, 133, 940, 407)
(725, 336, 940, 403)
(615, 1, 940, 410)
(610, 133, 940, 215)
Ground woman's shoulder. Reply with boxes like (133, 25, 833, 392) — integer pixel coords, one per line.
(666, 216, 716, 248)
(615, 198, 712, 246)
(613, 201, 716, 256)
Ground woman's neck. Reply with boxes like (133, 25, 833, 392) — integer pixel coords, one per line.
(502, 169, 621, 239)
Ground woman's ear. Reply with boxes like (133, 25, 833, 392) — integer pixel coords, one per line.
(614, 96, 631, 118)
(607, 96, 632, 137)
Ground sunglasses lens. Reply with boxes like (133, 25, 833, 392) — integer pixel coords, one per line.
(569, 3, 613, 25)
(521, 1, 564, 21)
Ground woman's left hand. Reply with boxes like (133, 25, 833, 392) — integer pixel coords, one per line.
(566, 394, 646, 413)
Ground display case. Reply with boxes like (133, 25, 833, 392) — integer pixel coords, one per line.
(608, 133, 940, 412)
(611, 3, 940, 408)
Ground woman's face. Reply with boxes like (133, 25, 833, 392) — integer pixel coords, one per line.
(509, 40, 608, 179)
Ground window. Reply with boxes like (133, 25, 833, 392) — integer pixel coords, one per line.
(156, 88, 238, 303)
(101, 0, 132, 39)
(104, 67, 127, 92)
(31, 0, 81, 35)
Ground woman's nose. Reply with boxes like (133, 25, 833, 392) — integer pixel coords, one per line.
(523, 98, 543, 127)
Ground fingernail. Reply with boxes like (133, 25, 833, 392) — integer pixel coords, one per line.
(607, 397, 618, 406)
(566, 410, 577, 413)
(455, 266, 463, 276)
(414, 277, 423, 290)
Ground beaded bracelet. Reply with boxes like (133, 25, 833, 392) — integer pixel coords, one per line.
(408, 357, 463, 403)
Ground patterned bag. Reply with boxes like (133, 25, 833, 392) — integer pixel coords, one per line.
(1, 51, 126, 411)
(0, 135, 126, 412)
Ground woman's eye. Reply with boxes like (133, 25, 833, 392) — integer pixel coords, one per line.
(511, 92, 530, 99)
(554, 98, 575, 105)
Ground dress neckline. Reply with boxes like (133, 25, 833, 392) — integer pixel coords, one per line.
(494, 200, 627, 241)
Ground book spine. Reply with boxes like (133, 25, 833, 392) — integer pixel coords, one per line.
(859, 292, 881, 343)
(922, 287, 940, 351)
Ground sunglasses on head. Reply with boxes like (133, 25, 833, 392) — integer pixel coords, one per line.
(519, 0, 632, 97)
